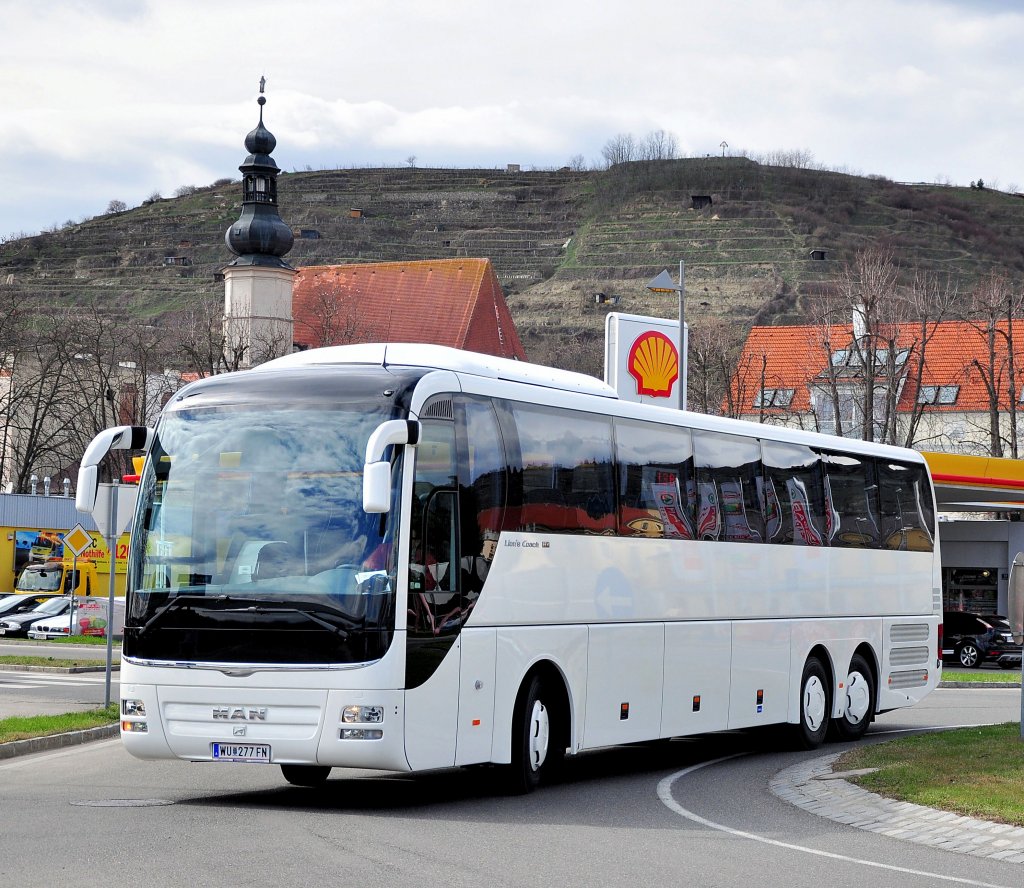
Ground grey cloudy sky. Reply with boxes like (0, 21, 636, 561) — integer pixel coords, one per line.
(2, 0, 1022, 240)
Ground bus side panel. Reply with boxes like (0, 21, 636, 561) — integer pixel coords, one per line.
(404, 638, 461, 771)
(583, 623, 664, 748)
(728, 620, 791, 729)
(491, 625, 588, 765)
(455, 627, 496, 766)
(789, 619, 883, 721)
(878, 616, 941, 711)
(661, 621, 732, 737)
(828, 550, 933, 617)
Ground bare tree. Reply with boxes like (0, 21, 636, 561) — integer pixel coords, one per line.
(808, 247, 958, 447)
(688, 317, 754, 417)
(600, 133, 638, 168)
(639, 129, 679, 161)
(966, 271, 1024, 457)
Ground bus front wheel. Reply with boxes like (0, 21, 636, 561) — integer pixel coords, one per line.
(507, 674, 562, 794)
(793, 657, 830, 750)
(280, 764, 331, 787)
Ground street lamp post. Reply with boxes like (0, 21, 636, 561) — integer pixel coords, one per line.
(646, 260, 686, 410)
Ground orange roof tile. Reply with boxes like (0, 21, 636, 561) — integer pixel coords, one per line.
(291, 258, 526, 360)
(732, 320, 1024, 414)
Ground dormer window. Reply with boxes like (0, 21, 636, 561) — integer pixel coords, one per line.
(754, 388, 795, 408)
(918, 385, 959, 405)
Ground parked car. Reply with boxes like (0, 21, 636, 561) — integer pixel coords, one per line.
(942, 610, 1023, 669)
(0, 593, 64, 620)
(0, 596, 70, 638)
(27, 598, 115, 640)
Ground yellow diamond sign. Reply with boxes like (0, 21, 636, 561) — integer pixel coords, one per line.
(63, 523, 94, 557)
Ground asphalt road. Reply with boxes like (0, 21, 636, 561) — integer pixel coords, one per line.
(0, 687, 1020, 888)
(0, 640, 119, 716)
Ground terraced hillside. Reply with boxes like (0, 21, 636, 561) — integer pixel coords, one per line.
(3, 157, 1024, 373)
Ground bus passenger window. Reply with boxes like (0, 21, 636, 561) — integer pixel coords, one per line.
(614, 419, 695, 539)
(877, 460, 934, 552)
(760, 441, 827, 546)
(509, 403, 615, 534)
(693, 431, 764, 543)
(823, 453, 880, 548)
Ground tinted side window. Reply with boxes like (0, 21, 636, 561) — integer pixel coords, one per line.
(823, 453, 879, 548)
(877, 459, 934, 552)
(693, 431, 764, 543)
(614, 419, 695, 539)
(456, 397, 507, 599)
(408, 417, 461, 637)
(760, 441, 827, 546)
(508, 403, 615, 534)
(944, 611, 967, 634)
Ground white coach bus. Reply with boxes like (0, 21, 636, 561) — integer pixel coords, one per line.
(77, 344, 941, 792)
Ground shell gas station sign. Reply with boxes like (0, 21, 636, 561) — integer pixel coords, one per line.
(604, 313, 687, 407)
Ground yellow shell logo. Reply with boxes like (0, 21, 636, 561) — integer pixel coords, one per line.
(627, 331, 678, 397)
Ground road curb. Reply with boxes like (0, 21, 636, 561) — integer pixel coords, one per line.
(0, 724, 119, 760)
(939, 680, 1020, 688)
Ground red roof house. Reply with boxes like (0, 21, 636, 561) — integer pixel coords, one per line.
(291, 258, 526, 360)
(731, 319, 1024, 454)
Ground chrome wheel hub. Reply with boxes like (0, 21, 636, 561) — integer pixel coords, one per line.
(528, 699, 550, 771)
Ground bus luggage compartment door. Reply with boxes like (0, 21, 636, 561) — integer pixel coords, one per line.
(455, 627, 496, 765)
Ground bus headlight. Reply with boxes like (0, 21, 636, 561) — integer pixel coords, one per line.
(122, 699, 146, 717)
(342, 705, 384, 724)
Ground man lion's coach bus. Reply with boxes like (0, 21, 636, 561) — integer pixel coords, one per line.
(76, 344, 941, 792)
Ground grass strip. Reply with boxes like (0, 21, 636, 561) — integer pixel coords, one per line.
(0, 705, 119, 744)
(0, 655, 118, 669)
(43, 636, 114, 646)
(836, 722, 1024, 826)
(943, 668, 1020, 684)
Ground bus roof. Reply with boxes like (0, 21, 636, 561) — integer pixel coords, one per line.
(257, 343, 619, 399)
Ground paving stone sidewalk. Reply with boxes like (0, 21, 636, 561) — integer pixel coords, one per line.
(771, 752, 1024, 862)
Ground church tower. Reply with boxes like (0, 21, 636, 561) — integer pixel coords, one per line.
(223, 79, 295, 368)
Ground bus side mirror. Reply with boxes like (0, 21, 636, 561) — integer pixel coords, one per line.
(76, 425, 153, 514)
(363, 419, 420, 514)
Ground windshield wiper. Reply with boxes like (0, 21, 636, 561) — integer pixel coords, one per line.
(215, 595, 359, 636)
(227, 603, 350, 639)
(132, 593, 210, 635)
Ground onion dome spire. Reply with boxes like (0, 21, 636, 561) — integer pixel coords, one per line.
(225, 78, 294, 268)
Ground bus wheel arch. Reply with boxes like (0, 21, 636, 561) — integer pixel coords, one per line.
(505, 662, 570, 794)
(831, 646, 877, 741)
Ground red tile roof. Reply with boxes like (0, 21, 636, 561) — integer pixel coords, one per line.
(291, 258, 526, 360)
(733, 320, 1024, 414)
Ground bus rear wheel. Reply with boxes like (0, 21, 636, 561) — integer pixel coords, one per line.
(832, 653, 875, 741)
(792, 657, 830, 749)
(280, 764, 332, 787)
(507, 674, 563, 794)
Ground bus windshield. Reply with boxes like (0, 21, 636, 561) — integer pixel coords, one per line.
(126, 386, 406, 665)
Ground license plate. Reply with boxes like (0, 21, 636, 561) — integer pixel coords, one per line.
(211, 743, 271, 763)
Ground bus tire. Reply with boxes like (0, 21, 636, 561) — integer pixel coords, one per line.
(831, 653, 875, 741)
(280, 764, 331, 787)
(506, 674, 562, 794)
(792, 656, 830, 750)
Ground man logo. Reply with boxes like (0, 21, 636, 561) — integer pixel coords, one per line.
(212, 707, 267, 721)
